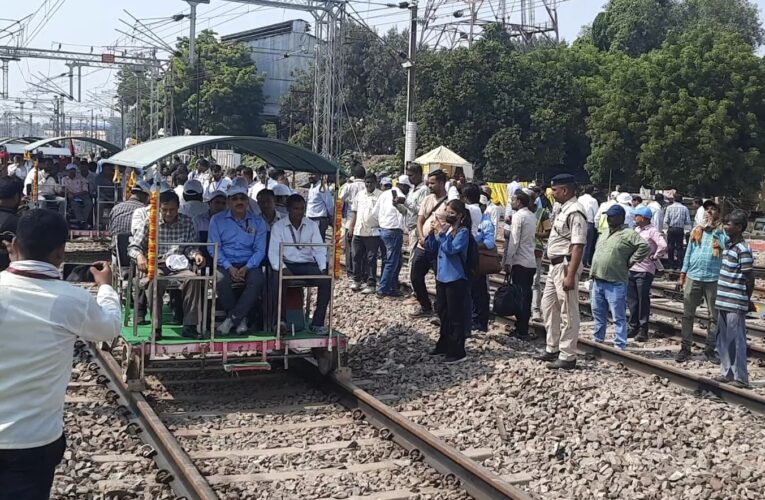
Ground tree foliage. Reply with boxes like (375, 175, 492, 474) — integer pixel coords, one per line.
(169, 30, 265, 136)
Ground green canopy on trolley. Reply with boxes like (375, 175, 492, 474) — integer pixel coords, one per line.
(105, 135, 342, 175)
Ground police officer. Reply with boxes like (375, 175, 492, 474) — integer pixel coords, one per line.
(537, 174, 587, 370)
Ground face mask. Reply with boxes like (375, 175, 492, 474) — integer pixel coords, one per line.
(445, 215, 458, 225)
(276, 206, 288, 217)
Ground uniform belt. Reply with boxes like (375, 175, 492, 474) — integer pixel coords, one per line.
(549, 256, 570, 266)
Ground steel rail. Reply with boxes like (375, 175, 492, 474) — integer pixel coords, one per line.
(89, 344, 218, 500)
(326, 370, 533, 500)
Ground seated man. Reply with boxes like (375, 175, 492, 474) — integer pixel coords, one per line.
(193, 190, 228, 238)
(179, 179, 207, 219)
(208, 183, 267, 335)
(268, 194, 330, 334)
(128, 190, 206, 339)
(24, 163, 66, 218)
(61, 164, 93, 228)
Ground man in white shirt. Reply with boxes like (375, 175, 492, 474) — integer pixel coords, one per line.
(187, 158, 211, 189)
(481, 185, 501, 231)
(306, 173, 334, 241)
(648, 193, 665, 232)
(397, 164, 429, 267)
(692, 197, 706, 227)
(0, 209, 121, 499)
(503, 189, 537, 339)
(504, 175, 521, 235)
(203, 164, 232, 200)
(248, 166, 278, 200)
(268, 194, 331, 333)
(339, 166, 367, 278)
(349, 173, 381, 293)
(578, 185, 599, 267)
(461, 183, 482, 236)
(616, 192, 635, 228)
(179, 179, 208, 219)
(8, 156, 29, 181)
(374, 175, 407, 297)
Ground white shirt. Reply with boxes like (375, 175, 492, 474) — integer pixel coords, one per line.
(306, 182, 333, 218)
(504, 181, 521, 230)
(578, 193, 599, 224)
(180, 200, 208, 220)
(188, 170, 211, 189)
(8, 163, 29, 181)
(485, 203, 501, 234)
(248, 178, 278, 200)
(204, 177, 232, 199)
(0, 262, 121, 448)
(506, 207, 537, 269)
(648, 201, 664, 232)
(466, 203, 482, 236)
(404, 183, 430, 231)
(339, 180, 365, 230)
(374, 188, 406, 231)
(352, 189, 381, 237)
(447, 183, 460, 201)
(269, 217, 327, 271)
(694, 206, 706, 226)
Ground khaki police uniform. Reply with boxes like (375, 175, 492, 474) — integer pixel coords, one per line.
(542, 197, 587, 361)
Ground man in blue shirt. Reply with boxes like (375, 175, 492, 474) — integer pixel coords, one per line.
(676, 201, 727, 363)
(208, 182, 268, 335)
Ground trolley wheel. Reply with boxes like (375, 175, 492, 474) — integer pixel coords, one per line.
(115, 338, 144, 391)
(314, 348, 339, 375)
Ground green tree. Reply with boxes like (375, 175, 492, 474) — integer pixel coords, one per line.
(115, 68, 152, 140)
(675, 0, 764, 48)
(168, 30, 264, 136)
(590, 0, 676, 56)
(586, 27, 765, 196)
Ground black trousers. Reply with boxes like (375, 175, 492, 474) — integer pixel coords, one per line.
(310, 216, 330, 242)
(352, 235, 381, 286)
(471, 275, 490, 331)
(410, 246, 437, 311)
(344, 231, 354, 278)
(0, 434, 65, 500)
(583, 222, 597, 268)
(511, 265, 536, 336)
(627, 271, 654, 335)
(435, 279, 468, 357)
(667, 227, 685, 270)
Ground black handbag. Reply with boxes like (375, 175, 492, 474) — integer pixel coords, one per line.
(492, 276, 523, 317)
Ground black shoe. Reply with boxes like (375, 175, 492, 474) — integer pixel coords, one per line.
(444, 354, 467, 364)
(153, 328, 163, 341)
(428, 348, 447, 356)
(705, 350, 720, 365)
(181, 326, 201, 339)
(536, 351, 559, 362)
(627, 329, 639, 339)
(635, 332, 649, 342)
(675, 349, 691, 363)
(546, 358, 576, 370)
(514, 331, 531, 341)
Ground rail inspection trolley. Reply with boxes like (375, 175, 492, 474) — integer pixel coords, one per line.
(101, 135, 349, 390)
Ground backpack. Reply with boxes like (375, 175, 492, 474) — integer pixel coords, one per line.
(464, 233, 480, 279)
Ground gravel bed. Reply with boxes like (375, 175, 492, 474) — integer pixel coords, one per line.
(332, 278, 765, 500)
(54, 359, 174, 499)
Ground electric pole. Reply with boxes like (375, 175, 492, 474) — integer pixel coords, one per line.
(404, 1, 418, 169)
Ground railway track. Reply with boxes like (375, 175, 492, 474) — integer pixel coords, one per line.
(82, 340, 531, 499)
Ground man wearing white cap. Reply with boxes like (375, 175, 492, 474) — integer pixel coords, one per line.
(179, 179, 208, 220)
(373, 175, 407, 297)
(193, 190, 227, 237)
(272, 182, 292, 218)
(61, 163, 92, 228)
(616, 192, 635, 228)
(209, 181, 268, 335)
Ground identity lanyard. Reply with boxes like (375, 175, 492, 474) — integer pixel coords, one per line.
(6, 268, 60, 280)
(288, 223, 304, 250)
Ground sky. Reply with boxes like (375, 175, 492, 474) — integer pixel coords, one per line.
(0, 0, 761, 123)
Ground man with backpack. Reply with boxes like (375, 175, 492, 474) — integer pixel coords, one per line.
(537, 174, 587, 370)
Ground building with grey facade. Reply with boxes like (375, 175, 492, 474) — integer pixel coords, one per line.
(222, 20, 317, 119)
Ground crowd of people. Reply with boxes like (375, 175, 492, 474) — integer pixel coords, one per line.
(519, 177, 754, 388)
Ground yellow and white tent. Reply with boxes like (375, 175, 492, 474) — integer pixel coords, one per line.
(414, 146, 474, 180)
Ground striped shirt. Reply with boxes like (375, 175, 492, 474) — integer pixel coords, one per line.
(716, 239, 753, 312)
(664, 202, 692, 229)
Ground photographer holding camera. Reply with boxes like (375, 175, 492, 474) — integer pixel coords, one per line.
(0, 176, 22, 271)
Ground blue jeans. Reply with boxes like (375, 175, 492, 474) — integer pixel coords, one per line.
(591, 279, 628, 349)
(378, 229, 403, 294)
(717, 310, 748, 385)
